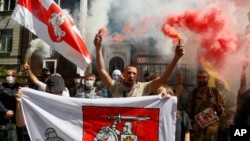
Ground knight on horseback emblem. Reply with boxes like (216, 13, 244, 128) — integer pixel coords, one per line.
(94, 113, 150, 141)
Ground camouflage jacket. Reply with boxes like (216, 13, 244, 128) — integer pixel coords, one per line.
(186, 86, 225, 130)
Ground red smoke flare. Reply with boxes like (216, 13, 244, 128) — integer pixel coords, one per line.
(162, 24, 181, 39)
(161, 24, 181, 44)
(99, 27, 108, 37)
(162, 6, 239, 68)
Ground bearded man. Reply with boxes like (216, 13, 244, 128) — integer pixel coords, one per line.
(186, 70, 225, 141)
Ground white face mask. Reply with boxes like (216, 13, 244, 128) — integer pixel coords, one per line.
(112, 70, 121, 81)
(113, 75, 120, 81)
(74, 79, 81, 84)
(6, 76, 16, 84)
(85, 80, 94, 88)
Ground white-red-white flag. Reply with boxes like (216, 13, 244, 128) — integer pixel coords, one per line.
(21, 88, 177, 141)
(11, 0, 91, 71)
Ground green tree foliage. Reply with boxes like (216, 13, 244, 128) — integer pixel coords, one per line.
(0, 65, 6, 76)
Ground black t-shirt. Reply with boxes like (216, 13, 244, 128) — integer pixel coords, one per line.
(234, 89, 250, 125)
(175, 110, 192, 141)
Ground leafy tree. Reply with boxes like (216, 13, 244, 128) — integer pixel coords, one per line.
(0, 65, 6, 76)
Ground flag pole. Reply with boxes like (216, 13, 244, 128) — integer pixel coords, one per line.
(77, 0, 90, 76)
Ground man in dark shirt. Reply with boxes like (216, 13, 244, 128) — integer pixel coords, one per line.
(234, 62, 250, 125)
(0, 69, 23, 141)
(68, 73, 84, 97)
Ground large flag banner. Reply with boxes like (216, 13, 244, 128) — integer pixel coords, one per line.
(21, 88, 177, 141)
(11, 0, 91, 71)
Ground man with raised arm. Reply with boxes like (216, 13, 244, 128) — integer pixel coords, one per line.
(23, 64, 69, 97)
(93, 32, 185, 97)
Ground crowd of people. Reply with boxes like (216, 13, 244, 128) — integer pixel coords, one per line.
(0, 31, 249, 141)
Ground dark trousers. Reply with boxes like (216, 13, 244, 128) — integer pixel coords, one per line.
(16, 127, 30, 141)
(217, 127, 230, 141)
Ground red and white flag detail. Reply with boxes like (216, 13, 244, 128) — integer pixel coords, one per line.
(11, 0, 91, 70)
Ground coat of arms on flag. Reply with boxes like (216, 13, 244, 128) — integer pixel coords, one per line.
(48, 12, 67, 42)
(83, 107, 159, 141)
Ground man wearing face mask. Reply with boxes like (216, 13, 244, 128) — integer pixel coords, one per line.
(74, 73, 97, 98)
(68, 73, 84, 97)
(112, 69, 122, 82)
(0, 70, 24, 141)
(41, 67, 51, 83)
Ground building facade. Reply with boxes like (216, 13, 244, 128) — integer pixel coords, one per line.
(0, 0, 196, 88)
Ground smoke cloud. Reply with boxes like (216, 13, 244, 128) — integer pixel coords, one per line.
(25, 38, 52, 61)
(84, 0, 250, 93)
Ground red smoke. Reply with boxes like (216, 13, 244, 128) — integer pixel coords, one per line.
(123, 19, 149, 35)
(162, 6, 239, 68)
(111, 34, 124, 42)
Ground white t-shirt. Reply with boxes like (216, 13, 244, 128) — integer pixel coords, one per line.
(38, 81, 70, 97)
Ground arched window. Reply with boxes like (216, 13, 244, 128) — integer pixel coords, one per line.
(109, 57, 124, 75)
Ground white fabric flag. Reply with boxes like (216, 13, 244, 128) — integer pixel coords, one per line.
(11, 0, 91, 71)
(21, 87, 177, 141)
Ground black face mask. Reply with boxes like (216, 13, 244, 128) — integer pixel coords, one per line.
(43, 74, 50, 78)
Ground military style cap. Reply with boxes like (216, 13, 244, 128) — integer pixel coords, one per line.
(197, 70, 209, 77)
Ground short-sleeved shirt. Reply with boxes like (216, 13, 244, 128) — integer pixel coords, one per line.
(109, 81, 151, 97)
(38, 81, 70, 97)
(175, 110, 192, 141)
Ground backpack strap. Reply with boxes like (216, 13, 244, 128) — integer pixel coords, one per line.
(191, 88, 198, 118)
(208, 87, 215, 103)
(209, 87, 220, 103)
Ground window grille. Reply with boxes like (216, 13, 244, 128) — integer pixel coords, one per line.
(0, 29, 13, 53)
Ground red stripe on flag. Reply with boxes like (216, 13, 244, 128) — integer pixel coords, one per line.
(17, 0, 49, 24)
(17, 0, 91, 60)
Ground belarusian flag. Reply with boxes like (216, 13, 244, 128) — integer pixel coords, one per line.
(11, 0, 91, 71)
(20, 87, 177, 141)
